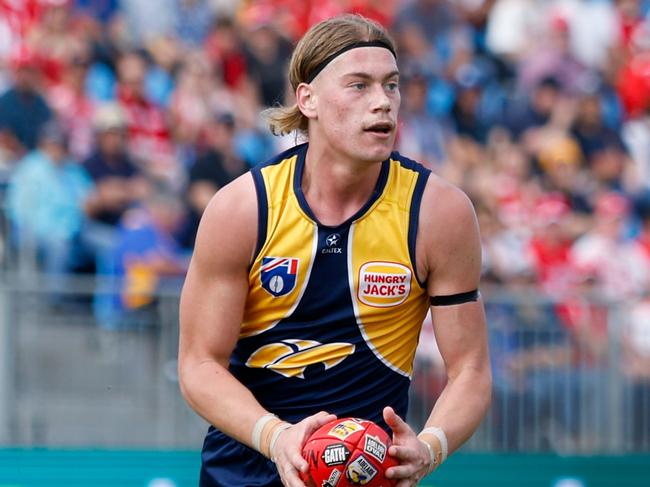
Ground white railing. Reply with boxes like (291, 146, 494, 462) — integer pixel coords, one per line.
(0, 274, 648, 453)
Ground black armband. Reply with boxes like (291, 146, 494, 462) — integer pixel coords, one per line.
(429, 289, 480, 306)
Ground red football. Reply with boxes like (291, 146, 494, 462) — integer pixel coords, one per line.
(300, 417, 398, 487)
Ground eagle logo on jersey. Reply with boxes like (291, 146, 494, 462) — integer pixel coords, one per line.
(245, 339, 355, 378)
(260, 257, 299, 297)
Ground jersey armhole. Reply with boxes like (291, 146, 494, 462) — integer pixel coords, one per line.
(250, 167, 268, 269)
(408, 169, 430, 290)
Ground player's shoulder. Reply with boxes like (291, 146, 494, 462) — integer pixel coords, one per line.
(416, 173, 480, 274)
(421, 172, 477, 229)
(194, 171, 258, 267)
(204, 171, 257, 221)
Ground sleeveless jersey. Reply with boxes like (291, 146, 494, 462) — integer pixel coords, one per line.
(230, 143, 431, 425)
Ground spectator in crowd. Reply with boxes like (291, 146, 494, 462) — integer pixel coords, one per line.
(114, 51, 177, 185)
(181, 111, 247, 248)
(169, 51, 227, 151)
(527, 193, 575, 297)
(73, 0, 120, 24)
(6, 121, 93, 278)
(173, 0, 216, 48)
(119, 0, 176, 45)
(622, 103, 650, 192)
(242, 20, 292, 107)
(566, 0, 622, 71)
(25, 0, 84, 85)
(517, 12, 589, 96)
(393, 0, 474, 81)
(505, 76, 563, 140)
(484, 0, 546, 64)
(395, 69, 449, 170)
(535, 136, 592, 213)
(572, 92, 626, 161)
(47, 48, 96, 160)
(143, 35, 180, 109)
(203, 16, 248, 89)
(569, 191, 642, 300)
(450, 63, 492, 144)
(0, 48, 52, 160)
(83, 102, 150, 270)
(98, 188, 188, 328)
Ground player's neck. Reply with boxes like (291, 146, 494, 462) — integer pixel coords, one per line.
(302, 144, 383, 227)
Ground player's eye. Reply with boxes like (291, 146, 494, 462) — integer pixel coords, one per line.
(385, 81, 399, 92)
(351, 82, 366, 90)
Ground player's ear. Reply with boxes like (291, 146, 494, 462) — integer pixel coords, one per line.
(296, 82, 317, 119)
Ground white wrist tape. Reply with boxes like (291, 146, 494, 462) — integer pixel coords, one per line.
(269, 422, 292, 463)
(251, 413, 277, 452)
(418, 426, 448, 463)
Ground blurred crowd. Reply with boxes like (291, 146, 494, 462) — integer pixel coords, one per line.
(0, 0, 650, 448)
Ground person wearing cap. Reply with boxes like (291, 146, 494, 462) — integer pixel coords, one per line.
(83, 103, 149, 273)
(83, 103, 150, 235)
(6, 120, 93, 278)
(178, 14, 490, 487)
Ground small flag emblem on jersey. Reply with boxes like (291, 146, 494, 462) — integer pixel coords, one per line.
(261, 257, 299, 297)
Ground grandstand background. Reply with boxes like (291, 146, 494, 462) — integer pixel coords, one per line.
(0, 0, 649, 485)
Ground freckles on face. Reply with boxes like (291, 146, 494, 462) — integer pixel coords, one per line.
(306, 46, 400, 162)
(315, 47, 400, 130)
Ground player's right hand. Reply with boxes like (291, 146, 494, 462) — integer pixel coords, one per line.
(271, 410, 337, 487)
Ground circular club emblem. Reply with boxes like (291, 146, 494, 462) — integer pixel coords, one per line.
(269, 275, 285, 294)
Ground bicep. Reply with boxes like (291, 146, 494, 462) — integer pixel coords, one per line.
(421, 181, 488, 376)
(178, 175, 256, 368)
(179, 256, 249, 368)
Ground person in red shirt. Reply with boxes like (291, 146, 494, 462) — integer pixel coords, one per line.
(114, 51, 176, 184)
(527, 193, 575, 297)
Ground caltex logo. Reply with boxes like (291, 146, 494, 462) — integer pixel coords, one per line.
(322, 233, 342, 254)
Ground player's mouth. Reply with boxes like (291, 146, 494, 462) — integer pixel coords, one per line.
(363, 121, 394, 138)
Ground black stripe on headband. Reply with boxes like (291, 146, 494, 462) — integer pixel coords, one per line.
(305, 40, 397, 84)
(430, 289, 480, 307)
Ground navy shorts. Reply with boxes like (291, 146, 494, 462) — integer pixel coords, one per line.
(200, 427, 283, 487)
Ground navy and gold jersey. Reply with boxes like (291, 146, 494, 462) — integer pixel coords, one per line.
(201, 143, 431, 486)
(236, 142, 430, 423)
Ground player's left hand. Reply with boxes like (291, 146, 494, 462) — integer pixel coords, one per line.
(271, 410, 337, 487)
(383, 406, 432, 486)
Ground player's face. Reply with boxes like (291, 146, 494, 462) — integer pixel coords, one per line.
(312, 47, 400, 164)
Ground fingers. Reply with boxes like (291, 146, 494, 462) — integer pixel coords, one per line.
(309, 411, 337, 429)
(276, 411, 337, 486)
(277, 463, 307, 487)
(388, 444, 420, 462)
(276, 442, 308, 487)
(383, 406, 410, 435)
(386, 463, 418, 479)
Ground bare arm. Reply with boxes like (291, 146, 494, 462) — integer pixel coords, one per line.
(178, 173, 269, 445)
(384, 178, 491, 486)
(178, 174, 335, 486)
(419, 177, 492, 456)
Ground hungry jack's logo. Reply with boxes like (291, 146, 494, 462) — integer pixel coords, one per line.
(358, 262, 411, 307)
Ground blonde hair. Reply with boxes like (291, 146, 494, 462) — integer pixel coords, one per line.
(263, 14, 396, 136)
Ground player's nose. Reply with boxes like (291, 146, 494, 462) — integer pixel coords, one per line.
(370, 84, 391, 112)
